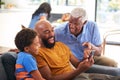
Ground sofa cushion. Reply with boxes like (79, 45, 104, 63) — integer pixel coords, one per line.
(1, 52, 17, 80)
(0, 55, 7, 80)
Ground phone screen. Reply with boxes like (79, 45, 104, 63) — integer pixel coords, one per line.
(88, 50, 95, 59)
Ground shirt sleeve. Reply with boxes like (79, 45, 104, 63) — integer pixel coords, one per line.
(92, 23, 102, 46)
(23, 56, 38, 73)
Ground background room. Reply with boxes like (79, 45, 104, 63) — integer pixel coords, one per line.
(0, 0, 120, 67)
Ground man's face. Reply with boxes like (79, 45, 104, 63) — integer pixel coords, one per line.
(42, 35, 55, 48)
(69, 16, 84, 36)
(36, 21, 55, 48)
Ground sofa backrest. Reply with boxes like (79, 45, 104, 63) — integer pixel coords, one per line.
(49, 13, 63, 22)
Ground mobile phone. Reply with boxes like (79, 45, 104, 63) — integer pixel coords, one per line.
(88, 50, 95, 59)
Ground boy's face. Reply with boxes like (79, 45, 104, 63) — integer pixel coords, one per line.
(26, 36, 40, 55)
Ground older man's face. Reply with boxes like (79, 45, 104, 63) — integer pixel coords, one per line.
(69, 16, 84, 36)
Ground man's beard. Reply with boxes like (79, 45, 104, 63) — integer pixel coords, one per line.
(42, 37, 55, 48)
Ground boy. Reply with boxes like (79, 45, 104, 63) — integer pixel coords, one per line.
(15, 28, 45, 80)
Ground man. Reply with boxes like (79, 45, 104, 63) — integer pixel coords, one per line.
(33, 20, 120, 80)
(34, 19, 94, 80)
(54, 7, 117, 67)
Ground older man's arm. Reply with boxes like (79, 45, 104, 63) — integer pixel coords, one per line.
(82, 42, 102, 56)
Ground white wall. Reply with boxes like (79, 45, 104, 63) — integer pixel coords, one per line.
(0, 0, 96, 48)
(0, 11, 32, 48)
(1, 0, 96, 21)
(1, 0, 32, 8)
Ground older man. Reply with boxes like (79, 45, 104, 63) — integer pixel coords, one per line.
(54, 7, 117, 67)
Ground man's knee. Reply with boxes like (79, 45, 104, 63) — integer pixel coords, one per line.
(94, 56, 118, 67)
(74, 73, 115, 80)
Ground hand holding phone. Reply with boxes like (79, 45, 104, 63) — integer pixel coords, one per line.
(88, 50, 95, 59)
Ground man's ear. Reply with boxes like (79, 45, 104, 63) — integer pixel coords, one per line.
(21, 25, 26, 29)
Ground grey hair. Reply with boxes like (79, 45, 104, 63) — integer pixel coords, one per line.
(71, 7, 87, 23)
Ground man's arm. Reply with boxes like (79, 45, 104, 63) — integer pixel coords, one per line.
(91, 44, 102, 56)
(39, 65, 82, 80)
(31, 70, 45, 80)
(70, 52, 94, 70)
(39, 55, 94, 80)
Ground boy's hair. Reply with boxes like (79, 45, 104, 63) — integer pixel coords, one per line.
(15, 28, 37, 51)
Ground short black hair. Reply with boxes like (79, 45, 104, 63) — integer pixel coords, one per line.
(15, 28, 37, 51)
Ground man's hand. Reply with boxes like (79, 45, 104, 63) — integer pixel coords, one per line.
(83, 48, 91, 59)
(82, 42, 93, 50)
(82, 42, 102, 56)
(82, 42, 93, 59)
(77, 55, 94, 72)
(9, 49, 19, 53)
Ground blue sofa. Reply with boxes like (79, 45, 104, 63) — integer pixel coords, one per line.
(0, 55, 7, 80)
(0, 52, 17, 80)
(0, 52, 120, 80)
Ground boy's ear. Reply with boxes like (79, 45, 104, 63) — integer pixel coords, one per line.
(21, 25, 26, 29)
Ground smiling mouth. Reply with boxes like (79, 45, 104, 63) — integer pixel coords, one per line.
(48, 37, 54, 43)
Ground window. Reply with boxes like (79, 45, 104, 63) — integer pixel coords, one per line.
(3, 0, 95, 20)
(96, 0, 120, 28)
